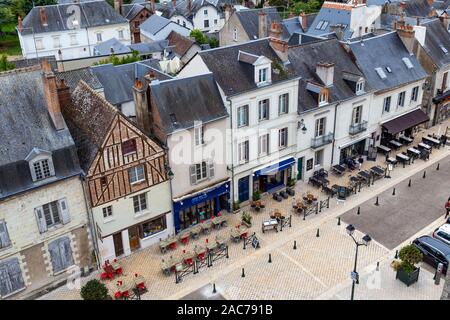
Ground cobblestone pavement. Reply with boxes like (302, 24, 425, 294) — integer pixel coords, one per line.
(38, 121, 450, 300)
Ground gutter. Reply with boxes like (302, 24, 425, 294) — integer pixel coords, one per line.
(330, 101, 341, 165)
(226, 97, 235, 208)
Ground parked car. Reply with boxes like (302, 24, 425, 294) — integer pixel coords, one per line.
(433, 224, 450, 247)
(412, 236, 450, 275)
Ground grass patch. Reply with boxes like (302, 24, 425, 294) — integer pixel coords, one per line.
(0, 34, 21, 56)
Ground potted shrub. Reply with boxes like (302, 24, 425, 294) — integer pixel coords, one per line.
(241, 211, 252, 228)
(233, 201, 240, 213)
(80, 279, 110, 300)
(252, 191, 261, 202)
(394, 245, 423, 287)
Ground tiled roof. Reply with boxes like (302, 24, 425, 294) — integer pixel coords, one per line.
(235, 7, 291, 40)
(167, 31, 196, 57)
(421, 19, 450, 68)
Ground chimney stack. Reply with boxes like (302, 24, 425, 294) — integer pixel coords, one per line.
(225, 4, 232, 22)
(188, 0, 192, 14)
(172, 0, 176, 7)
(439, 12, 450, 30)
(114, 0, 123, 15)
(56, 79, 72, 109)
(150, 0, 156, 12)
(39, 8, 48, 27)
(133, 78, 151, 135)
(427, 0, 434, 6)
(329, 25, 345, 40)
(41, 60, 65, 130)
(18, 16, 23, 33)
(263, 0, 270, 7)
(396, 24, 418, 54)
(316, 62, 335, 87)
(258, 10, 267, 38)
(299, 11, 307, 31)
(269, 22, 282, 39)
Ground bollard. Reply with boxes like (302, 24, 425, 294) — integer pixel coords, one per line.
(372, 176, 375, 186)
(358, 182, 361, 193)
(268, 253, 272, 263)
(316, 228, 320, 237)
(375, 196, 379, 206)
(357, 206, 360, 215)
(293, 240, 297, 250)
(213, 283, 217, 294)
(408, 179, 411, 187)
(327, 197, 330, 208)
(394, 250, 398, 259)
(376, 261, 380, 271)
(392, 188, 396, 196)
(437, 163, 440, 171)
(241, 268, 245, 278)
(337, 217, 341, 226)
(423, 171, 426, 179)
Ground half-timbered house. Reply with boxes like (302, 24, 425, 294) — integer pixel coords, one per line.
(61, 80, 172, 263)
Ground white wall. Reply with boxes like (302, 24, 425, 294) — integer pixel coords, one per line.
(170, 15, 194, 30)
(350, 4, 382, 38)
(192, 5, 224, 32)
(141, 22, 190, 42)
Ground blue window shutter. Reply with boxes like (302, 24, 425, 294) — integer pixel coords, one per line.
(0, 220, 10, 248)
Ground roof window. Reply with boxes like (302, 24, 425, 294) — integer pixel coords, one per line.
(402, 57, 413, 69)
(375, 67, 387, 79)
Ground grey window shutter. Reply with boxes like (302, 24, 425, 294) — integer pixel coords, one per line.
(189, 165, 197, 185)
(0, 220, 10, 248)
(7, 259, 25, 293)
(48, 239, 63, 273)
(34, 207, 47, 233)
(60, 237, 74, 269)
(0, 264, 11, 297)
(58, 198, 71, 225)
(208, 161, 215, 179)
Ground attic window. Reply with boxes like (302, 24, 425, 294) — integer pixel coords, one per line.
(316, 20, 329, 31)
(375, 67, 387, 79)
(385, 66, 392, 73)
(402, 57, 414, 69)
(356, 80, 365, 94)
(122, 139, 137, 156)
(170, 113, 178, 124)
(440, 45, 448, 55)
(33, 160, 52, 181)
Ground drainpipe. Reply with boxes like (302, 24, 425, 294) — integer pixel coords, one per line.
(429, 67, 438, 126)
(226, 97, 235, 211)
(330, 102, 340, 165)
(80, 173, 101, 271)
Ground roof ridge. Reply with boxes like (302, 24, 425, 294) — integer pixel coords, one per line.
(0, 64, 41, 77)
(199, 38, 269, 53)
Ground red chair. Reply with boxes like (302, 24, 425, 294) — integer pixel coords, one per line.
(181, 236, 189, 245)
(197, 252, 206, 261)
(169, 242, 177, 250)
(115, 267, 123, 276)
(114, 291, 122, 299)
(184, 258, 193, 266)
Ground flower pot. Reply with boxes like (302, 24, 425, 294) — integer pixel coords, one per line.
(396, 266, 420, 287)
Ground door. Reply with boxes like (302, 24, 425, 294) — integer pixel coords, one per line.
(113, 232, 124, 257)
(128, 226, 140, 252)
(297, 157, 304, 180)
(134, 32, 141, 43)
(238, 176, 250, 202)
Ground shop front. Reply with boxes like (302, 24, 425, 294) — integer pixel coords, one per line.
(173, 181, 230, 233)
(339, 136, 371, 165)
(381, 108, 429, 145)
(432, 90, 450, 125)
(253, 157, 295, 194)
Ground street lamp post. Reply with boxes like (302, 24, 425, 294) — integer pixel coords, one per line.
(346, 224, 371, 301)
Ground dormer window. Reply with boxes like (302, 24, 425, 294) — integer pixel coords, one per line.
(356, 80, 365, 94)
(26, 148, 55, 182)
(319, 91, 328, 106)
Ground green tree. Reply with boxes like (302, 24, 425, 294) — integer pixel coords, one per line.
(80, 279, 109, 300)
(398, 245, 423, 273)
(94, 49, 141, 66)
(189, 29, 208, 45)
(0, 54, 15, 71)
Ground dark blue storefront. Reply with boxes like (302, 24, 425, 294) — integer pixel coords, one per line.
(253, 157, 295, 193)
(173, 181, 230, 233)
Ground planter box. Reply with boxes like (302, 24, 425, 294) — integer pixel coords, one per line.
(241, 221, 252, 228)
(396, 267, 420, 287)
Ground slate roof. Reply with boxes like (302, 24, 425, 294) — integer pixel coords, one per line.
(404, 0, 436, 17)
(235, 7, 290, 40)
(167, 31, 196, 57)
(348, 32, 428, 92)
(20, 1, 128, 35)
(55, 67, 103, 92)
(139, 14, 172, 36)
(128, 40, 170, 54)
(61, 81, 118, 172)
(379, 13, 433, 29)
(197, 38, 297, 96)
(288, 39, 369, 112)
(150, 73, 228, 134)
(282, 13, 317, 35)
(421, 19, 450, 68)
(288, 32, 324, 46)
(94, 38, 132, 56)
(0, 68, 80, 199)
(91, 60, 171, 105)
(10, 56, 57, 71)
(367, 0, 400, 5)
(122, 3, 148, 20)
(306, 2, 354, 40)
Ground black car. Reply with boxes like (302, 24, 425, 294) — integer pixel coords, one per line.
(412, 236, 450, 275)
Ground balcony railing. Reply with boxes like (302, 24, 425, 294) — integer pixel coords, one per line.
(349, 120, 368, 135)
(311, 132, 334, 149)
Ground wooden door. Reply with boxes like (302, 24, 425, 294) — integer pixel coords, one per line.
(113, 232, 124, 257)
(128, 226, 140, 251)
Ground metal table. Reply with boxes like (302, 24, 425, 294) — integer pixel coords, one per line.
(262, 219, 279, 233)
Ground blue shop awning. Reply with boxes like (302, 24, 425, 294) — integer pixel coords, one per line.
(253, 157, 295, 177)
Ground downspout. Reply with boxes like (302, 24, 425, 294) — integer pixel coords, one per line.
(226, 97, 235, 211)
(429, 67, 438, 126)
(80, 173, 101, 271)
(330, 102, 340, 165)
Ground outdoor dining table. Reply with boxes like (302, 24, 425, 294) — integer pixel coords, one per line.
(190, 225, 202, 239)
(370, 166, 385, 176)
(418, 142, 432, 151)
(110, 260, 122, 275)
(389, 140, 403, 149)
(262, 219, 278, 233)
(377, 145, 391, 154)
(178, 230, 190, 245)
(159, 239, 169, 253)
(423, 136, 441, 148)
(115, 279, 134, 299)
(207, 241, 218, 251)
(399, 135, 413, 144)
(238, 226, 249, 238)
(166, 236, 178, 250)
(386, 157, 398, 166)
(357, 170, 371, 182)
(396, 153, 411, 166)
(407, 147, 421, 158)
(194, 245, 207, 261)
(332, 164, 346, 175)
(201, 220, 213, 234)
(182, 250, 195, 266)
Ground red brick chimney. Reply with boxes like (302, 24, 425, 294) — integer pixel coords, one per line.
(39, 8, 48, 27)
(18, 16, 23, 32)
(427, 0, 434, 6)
(172, 0, 176, 7)
(258, 10, 267, 38)
(56, 79, 72, 109)
(188, 0, 192, 14)
(396, 24, 418, 54)
(132, 78, 151, 135)
(299, 11, 307, 31)
(41, 60, 65, 130)
(439, 11, 450, 30)
(269, 22, 282, 39)
(114, 0, 123, 15)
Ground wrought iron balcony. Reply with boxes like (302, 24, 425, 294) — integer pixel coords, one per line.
(349, 120, 368, 135)
(311, 132, 334, 149)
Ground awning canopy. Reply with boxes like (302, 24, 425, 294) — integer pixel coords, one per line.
(254, 157, 295, 177)
(382, 109, 429, 135)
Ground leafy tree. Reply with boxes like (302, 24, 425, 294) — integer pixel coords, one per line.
(398, 245, 423, 273)
(189, 29, 209, 45)
(80, 279, 109, 300)
(94, 49, 141, 66)
(0, 54, 15, 71)
(208, 37, 219, 48)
